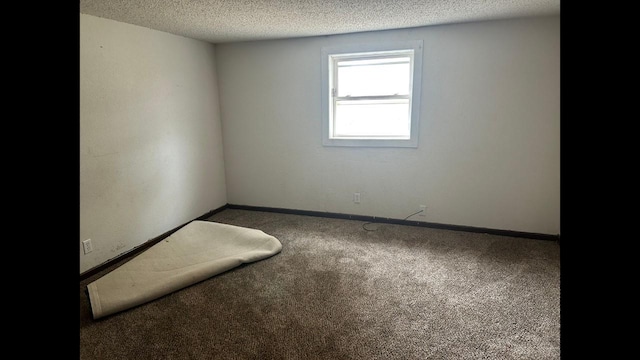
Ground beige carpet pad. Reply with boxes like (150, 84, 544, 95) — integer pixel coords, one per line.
(87, 220, 282, 319)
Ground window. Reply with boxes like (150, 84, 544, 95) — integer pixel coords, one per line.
(321, 40, 423, 147)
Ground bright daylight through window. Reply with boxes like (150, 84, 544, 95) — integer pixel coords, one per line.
(321, 40, 423, 147)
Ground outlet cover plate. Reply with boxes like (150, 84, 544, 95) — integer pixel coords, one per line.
(419, 205, 427, 216)
(83, 239, 93, 254)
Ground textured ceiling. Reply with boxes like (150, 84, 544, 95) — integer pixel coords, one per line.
(80, 0, 560, 44)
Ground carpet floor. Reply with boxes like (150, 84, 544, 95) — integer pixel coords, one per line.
(79, 209, 560, 359)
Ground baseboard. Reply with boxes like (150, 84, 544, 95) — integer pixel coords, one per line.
(227, 204, 560, 242)
(81, 203, 559, 281)
(79, 204, 229, 281)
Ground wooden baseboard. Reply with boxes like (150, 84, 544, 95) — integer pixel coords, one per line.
(227, 204, 560, 242)
(81, 203, 559, 281)
(79, 204, 229, 281)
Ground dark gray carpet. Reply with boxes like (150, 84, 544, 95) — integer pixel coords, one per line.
(79, 209, 560, 359)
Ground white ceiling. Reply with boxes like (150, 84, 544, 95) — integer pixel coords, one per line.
(80, 0, 560, 44)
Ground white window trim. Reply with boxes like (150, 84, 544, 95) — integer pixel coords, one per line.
(321, 40, 423, 148)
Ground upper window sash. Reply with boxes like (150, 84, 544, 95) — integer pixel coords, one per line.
(331, 52, 414, 99)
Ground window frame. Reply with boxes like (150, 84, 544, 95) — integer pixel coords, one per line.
(321, 40, 423, 148)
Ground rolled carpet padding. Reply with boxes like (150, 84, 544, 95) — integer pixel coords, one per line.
(87, 220, 282, 319)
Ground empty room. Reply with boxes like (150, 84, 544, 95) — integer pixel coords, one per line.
(79, 1, 561, 359)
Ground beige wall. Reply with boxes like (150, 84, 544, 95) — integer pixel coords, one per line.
(80, 14, 560, 275)
(216, 16, 560, 235)
(80, 14, 227, 274)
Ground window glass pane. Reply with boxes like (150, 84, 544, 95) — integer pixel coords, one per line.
(334, 99, 410, 137)
(337, 58, 410, 97)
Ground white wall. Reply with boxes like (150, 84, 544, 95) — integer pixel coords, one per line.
(80, 14, 227, 274)
(216, 16, 560, 235)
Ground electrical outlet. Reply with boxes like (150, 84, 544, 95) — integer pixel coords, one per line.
(419, 205, 427, 216)
(83, 239, 93, 254)
(354, 192, 361, 204)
